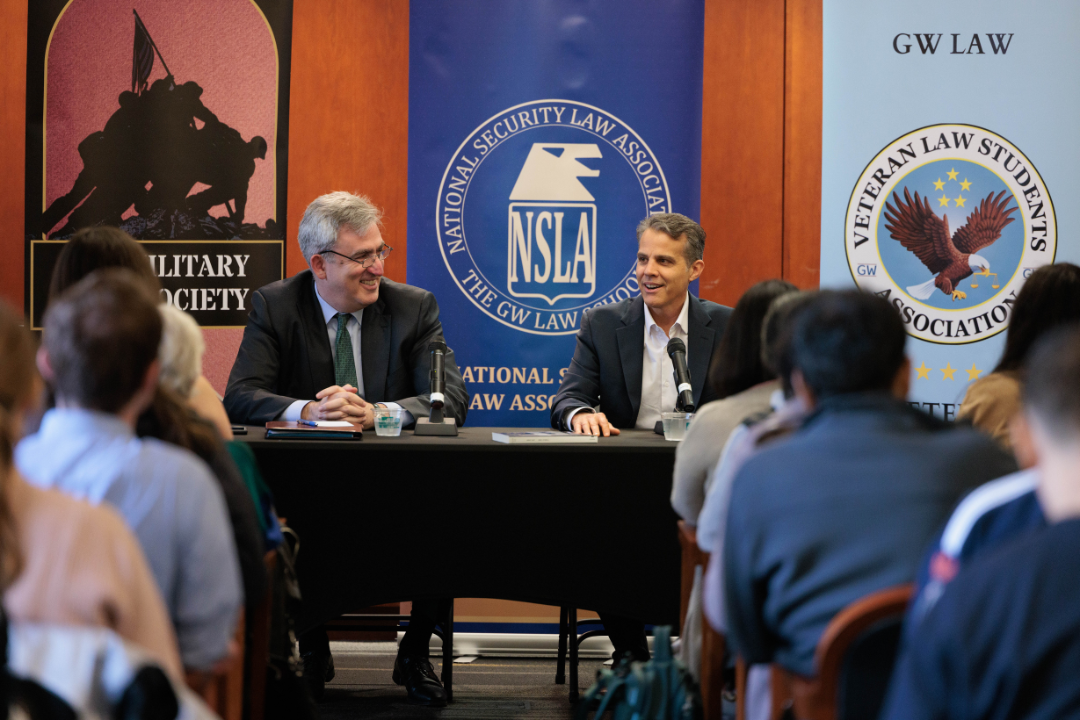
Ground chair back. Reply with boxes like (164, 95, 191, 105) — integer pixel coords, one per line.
(775, 584, 912, 720)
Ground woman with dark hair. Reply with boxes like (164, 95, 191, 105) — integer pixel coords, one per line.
(47, 226, 267, 610)
(959, 263, 1080, 448)
(671, 279, 798, 525)
(0, 300, 182, 679)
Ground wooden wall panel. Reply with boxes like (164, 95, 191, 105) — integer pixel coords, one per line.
(287, 0, 410, 282)
(698, 0, 787, 307)
(783, 0, 823, 289)
(0, 0, 27, 309)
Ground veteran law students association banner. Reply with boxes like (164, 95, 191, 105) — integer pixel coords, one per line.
(25, 0, 292, 328)
(821, 1, 1080, 418)
(408, 0, 706, 426)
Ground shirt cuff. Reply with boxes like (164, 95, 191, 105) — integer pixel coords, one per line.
(564, 406, 594, 431)
(280, 400, 308, 422)
(377, 402, 414, 426)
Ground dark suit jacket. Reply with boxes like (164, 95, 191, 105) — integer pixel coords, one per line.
(550, 295, 732, 430)
(224, 270, 468, 427)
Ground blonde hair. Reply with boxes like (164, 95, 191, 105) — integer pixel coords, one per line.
(0, 301, 33, 590)
(158, 303, 205, 398)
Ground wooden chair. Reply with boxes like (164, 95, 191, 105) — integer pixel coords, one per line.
(243, 551, 277, 720)
(186, 607, 247, 720)
(678, 520, 726, 720)
(757, 584, 913, 720)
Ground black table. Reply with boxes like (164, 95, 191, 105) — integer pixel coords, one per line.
(241, 427, 681, 634)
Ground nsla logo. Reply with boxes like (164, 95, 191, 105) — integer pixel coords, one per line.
(436, 99, 670, 335)
(846, 124, 1056, 344)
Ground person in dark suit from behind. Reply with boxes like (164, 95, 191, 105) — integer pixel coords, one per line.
(224, 191, 468, 706)
(881, 326, 1080, 720)
(550, 212, 732, 662)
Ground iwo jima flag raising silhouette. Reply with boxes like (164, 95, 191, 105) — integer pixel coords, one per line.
(43, 12, 275, 240)
(25, 1, 293, 328)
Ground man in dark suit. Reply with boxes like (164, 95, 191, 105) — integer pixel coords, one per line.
(550, 212, 732, 660)
(224, 191, 467, 706)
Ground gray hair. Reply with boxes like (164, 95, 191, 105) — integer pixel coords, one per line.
(157, 303, 204, 397)
(636, 212, 706, 264)
(298, 191, 383, 263)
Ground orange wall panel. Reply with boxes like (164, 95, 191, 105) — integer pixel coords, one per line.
(698, 0, 786, 307)
(0, 0, 27, 309)
(784, 0, 823, 289)
(287, 0, 410, 282)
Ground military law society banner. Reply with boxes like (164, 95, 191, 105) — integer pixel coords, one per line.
(407, 0, 705, 426)
(821, 0, 1080, 418)
(25, 0, 293, 328)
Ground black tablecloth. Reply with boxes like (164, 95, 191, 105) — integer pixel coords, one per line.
(240, 427, 680, 632)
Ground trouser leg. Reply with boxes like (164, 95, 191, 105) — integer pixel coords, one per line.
(598, 611, 650, 662)
(399, 598, 452, 659)
(299, 624, 330, 656)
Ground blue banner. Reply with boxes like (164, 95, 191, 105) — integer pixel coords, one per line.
(408, 1, 705, 426)
(822, 1, 1079, 419)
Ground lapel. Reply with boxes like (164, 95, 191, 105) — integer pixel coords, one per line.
(360, 291, 392, 402)
(685, 295, 716, 407)
(615, 297, 646, 419)
(299, 277, 335, 392)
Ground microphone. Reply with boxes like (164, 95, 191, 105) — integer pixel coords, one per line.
(428, 340, 447, 409)
(666, 337, 695, 413)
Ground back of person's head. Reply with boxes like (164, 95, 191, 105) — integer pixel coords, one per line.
(791, 290, 906, 400)
(709, 279, 799, 399)
(995, 263, 1080, 373)
(0, 302, 32, 590)
(761, 291, 815, 394)
(47, 226, 160, 308)
(42, 270, 162, 413)
(158, 304, 204, 398)
(1023, 325, 1080, 445)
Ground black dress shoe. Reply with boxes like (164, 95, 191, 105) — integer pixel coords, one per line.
(392, 655, 448, 707)
(301, 649, 335, 702)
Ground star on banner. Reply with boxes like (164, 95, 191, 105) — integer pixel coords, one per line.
(933, 178, 945, 191)
(960, 178, 972, 191)
(938, 195, 950, 207)
(941, 363, 957, 380)
(914, 362, 931, 380)
(947, 168, 959, 181)
(954, 195, 967, 208)
(965, 363, 982, 381)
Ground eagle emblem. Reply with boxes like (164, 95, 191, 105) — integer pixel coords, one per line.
(884, 188, 1016, 301)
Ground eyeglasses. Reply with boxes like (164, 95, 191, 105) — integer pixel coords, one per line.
(318, 246, 393, 269)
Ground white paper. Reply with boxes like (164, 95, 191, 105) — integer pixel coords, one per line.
(315, 421, 354, 427)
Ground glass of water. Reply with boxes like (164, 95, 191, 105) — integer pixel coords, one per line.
(374, 407, 405, 437)
(661, 411, 690, 441)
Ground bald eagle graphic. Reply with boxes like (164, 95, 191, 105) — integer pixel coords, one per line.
(884, 188, 1017, 301)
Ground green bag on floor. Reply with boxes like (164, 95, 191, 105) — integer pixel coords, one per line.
(576, 626, 703, 720)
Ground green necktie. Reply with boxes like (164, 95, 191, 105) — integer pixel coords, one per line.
(334, 313, 358, 388)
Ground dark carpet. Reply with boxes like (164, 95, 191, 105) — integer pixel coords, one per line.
(317, 643, 608, 719)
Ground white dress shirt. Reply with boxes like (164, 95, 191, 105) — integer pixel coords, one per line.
(635, 293, 690, 430)
(280, 282, 411, 423)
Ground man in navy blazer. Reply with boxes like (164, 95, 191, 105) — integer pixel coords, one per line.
(224, 192, 466, 707)
(550, 212, 732, 660)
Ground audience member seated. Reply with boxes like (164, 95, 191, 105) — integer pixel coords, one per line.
(720, 290, 1016, 682)
(147, 304, 268, 605)
(158, 302, 233, 439)
(957, 262, 1080, 448)
(45, 225, 233, 441)
(881, 327, 1080, 719)
(0, 300, 182, 680)
(671, 279, 797, 526)
(16, 270, 242, 672)
(670, 279, 796, 678)
(44, 225, 266, 610)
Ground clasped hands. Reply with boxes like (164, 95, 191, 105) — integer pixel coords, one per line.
(301, 384, 375, 429)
